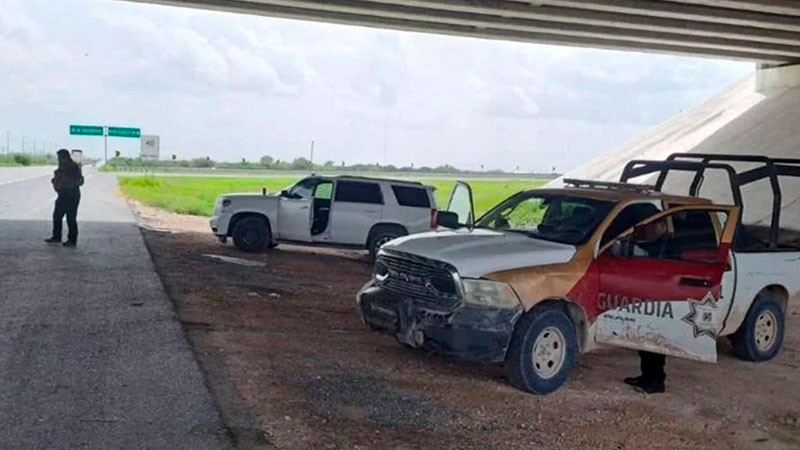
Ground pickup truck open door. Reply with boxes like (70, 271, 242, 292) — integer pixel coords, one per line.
(593, 205, 740, 363)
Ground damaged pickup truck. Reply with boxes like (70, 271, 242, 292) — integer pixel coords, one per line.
(357, 154, 800, 394)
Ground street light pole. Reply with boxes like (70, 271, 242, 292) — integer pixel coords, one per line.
(104, 126, 108, 164)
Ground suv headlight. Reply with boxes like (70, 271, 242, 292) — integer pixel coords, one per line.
(461, 279, 520, 309)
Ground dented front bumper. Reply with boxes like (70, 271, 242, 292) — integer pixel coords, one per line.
(357, 281, 522, 363)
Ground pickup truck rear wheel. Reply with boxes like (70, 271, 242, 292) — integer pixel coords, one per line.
(730, 295, 784, 362)
(504, 306, 578, 394)
(232, 216, 272, 253)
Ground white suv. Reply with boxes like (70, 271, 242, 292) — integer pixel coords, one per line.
(210, 175, 438, 258)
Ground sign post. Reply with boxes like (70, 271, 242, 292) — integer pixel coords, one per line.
(69, 124, 142, 164)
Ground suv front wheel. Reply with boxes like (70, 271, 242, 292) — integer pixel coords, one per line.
(504, 305, 578, 394)
(232, 216, 272, 252)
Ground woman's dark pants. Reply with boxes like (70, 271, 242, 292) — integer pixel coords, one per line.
(53, 188, 81, 243)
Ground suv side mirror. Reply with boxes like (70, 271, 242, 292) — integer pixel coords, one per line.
(436, 211, 460, 229)
(280, 189, 298, 199)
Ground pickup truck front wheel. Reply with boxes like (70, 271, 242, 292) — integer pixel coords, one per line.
(730, 295, 784, 362)
(504, 306, 578, 395)
(232, 217, 272, 253)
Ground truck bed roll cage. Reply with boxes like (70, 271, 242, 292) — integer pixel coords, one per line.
(620, 153, 800, 249)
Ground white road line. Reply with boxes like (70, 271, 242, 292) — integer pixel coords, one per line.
(0, 174, 49, 187)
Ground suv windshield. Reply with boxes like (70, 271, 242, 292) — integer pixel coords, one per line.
(475, 192, 615, 245)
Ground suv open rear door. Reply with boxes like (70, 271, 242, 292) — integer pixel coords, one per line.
(446, 181, 475, 228)
(593, 204, 740, 363)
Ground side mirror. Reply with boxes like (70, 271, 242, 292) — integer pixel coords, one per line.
(436, 211, 460, 229)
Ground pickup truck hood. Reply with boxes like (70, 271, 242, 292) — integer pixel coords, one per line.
(383, 228, 576, 278)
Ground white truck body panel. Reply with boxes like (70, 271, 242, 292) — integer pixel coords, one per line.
(720, 251, 800, 335)
(278, 197, 312, 241)
(328, 201, 383, 245)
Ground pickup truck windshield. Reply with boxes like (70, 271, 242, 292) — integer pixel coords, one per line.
(476, 192, 615, 245)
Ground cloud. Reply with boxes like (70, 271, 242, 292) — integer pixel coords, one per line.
(0, 0, 753, 172)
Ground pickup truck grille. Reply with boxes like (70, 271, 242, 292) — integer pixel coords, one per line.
(374, 251, 460, 309)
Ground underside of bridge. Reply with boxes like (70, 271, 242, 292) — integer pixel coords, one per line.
(125, 0, 800, 64)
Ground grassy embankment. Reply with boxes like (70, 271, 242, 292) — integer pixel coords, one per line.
(0, 153, 57, 167)
(118, 176, 548, 216)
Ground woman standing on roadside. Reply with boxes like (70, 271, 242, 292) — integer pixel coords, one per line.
(45, 149, 84, 247)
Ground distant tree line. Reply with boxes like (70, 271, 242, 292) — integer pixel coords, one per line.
(104, 154, 557, 176)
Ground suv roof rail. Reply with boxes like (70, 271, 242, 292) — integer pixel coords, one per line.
(334, 175, 424, 186)
(619, 153, 800, 249)
(563, 178, 655, 193)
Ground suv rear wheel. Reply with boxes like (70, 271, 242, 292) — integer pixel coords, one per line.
(232, 216, 271, 253)
(505, 305, 578, 394)
(368, 226, 407, 259)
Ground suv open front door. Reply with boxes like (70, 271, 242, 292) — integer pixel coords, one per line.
(593, 204, 740, 363)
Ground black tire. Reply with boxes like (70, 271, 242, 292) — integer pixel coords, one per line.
(730, 294, 784, 362)
(504, 306, 578, 395)
(232, 216, 271, 253)
(368, 227, 406, 259)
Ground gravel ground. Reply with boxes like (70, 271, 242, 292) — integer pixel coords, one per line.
(135, 208, 800, 450)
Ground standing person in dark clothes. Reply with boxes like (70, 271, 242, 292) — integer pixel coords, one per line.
(624, 352, 666, 394)
(623, 218, 670, 394)
(45, 149, 84, 247)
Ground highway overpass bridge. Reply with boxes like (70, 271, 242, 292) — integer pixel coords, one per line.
(124, 0, 800, 64)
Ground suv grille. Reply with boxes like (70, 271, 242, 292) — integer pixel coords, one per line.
(375, 251, 460, 309)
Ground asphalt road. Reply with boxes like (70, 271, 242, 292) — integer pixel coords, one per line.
(0, 167, 234, 449)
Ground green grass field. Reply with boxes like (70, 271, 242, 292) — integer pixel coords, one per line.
(118, 175, 548, 217)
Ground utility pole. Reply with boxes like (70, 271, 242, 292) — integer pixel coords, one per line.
(21, 136, 25, 153)
(5, 131, 8, 154)
(104, 126, 108, 164)
(309, 140, 314, 165)
(383, 108, 388, 166)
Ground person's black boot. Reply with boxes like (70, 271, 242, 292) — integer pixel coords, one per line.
(44, 237, 61, 244)
(634, 380, 665, 394)
(623, 376, 644, 387)
(63, 240, 76, 247)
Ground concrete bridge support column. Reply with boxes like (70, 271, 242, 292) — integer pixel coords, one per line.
(757, 63, 800, 92)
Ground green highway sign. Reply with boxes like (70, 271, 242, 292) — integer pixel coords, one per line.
(69, 125, 141, 138)
(69, 125, 104, 136)
(108, 127, 141, 138)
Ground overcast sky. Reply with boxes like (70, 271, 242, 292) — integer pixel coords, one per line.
(1, 0, 753, 172)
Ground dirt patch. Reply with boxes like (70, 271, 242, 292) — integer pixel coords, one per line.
(139, 226, 800, 450)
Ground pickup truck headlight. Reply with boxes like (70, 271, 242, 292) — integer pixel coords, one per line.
(461, 279, 520, 309)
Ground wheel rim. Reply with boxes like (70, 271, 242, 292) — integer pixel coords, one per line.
(755, 310, 778, 352)
(531, 326, 566, 379)
(242, 229, 260, 247)
(375, 235, 396, 250)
